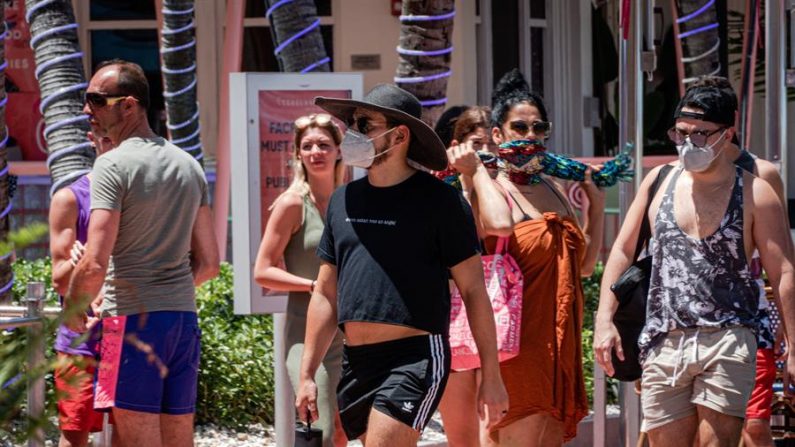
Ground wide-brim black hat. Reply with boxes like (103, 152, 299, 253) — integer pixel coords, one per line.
(314, 84, 448, 171)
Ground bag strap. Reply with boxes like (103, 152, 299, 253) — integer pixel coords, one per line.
(493, 181, 513, 255)
(632, 164, 674, 261)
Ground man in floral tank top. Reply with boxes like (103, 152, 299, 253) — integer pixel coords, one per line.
(595, 79, 795, 446)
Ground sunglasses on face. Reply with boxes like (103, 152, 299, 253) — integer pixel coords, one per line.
(84, 92, 129, 108)
(509, 120, 552, 136)
(667, 127, 725, 147)
(348, 116, 392, 135)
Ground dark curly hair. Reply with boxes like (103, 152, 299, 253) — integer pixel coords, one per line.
(491, 69, 548, 128)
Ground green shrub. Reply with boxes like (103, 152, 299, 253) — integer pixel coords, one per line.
(195, 263, 275, 428)
(2, 255, 60, 444)
(2, 258, 276, 438)
(10, 257, 58, 306)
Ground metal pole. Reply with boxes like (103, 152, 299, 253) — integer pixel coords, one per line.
(0, 317, 42, 329)
(616, 7, 637, 440)
(790, 1, 795, 69)
(213, 0, 246, 261)
(633, 0, 645, 194)
(767, 0, 787, 199)
(621, 2, 651, 447)
(26, 282, 45, 447)
(593, 312, 606, 447)
(618, 1, 631, 219)
(621, 382, 642, 447)
(738, 0, 760, 151)
(273, 313, 293, 446)
(0, 305, 62, 317)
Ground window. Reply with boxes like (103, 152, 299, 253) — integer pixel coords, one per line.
(89, 29, 166, 135)
(491, 1, 520, 86)
(478, 0, 548, 101)
(90, 0, 155, 20)
(530, 0, 545, 19)
(80, 1, 166, 135)
(525, 0, 548, 97)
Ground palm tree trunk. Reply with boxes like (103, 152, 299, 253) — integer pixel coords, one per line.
(0, 11, 12, 302)
(394, 0, 455, 127)
(675, 0, 721, 84)
(160, 0, 204, 166)
(265, 0, 330, 73)
(25, 0, 93, 195)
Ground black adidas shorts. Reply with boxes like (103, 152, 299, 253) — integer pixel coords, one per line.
(337, 334, 450, 440)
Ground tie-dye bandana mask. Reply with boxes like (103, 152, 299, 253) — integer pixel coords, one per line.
(433, 164, 462, 189)
(497, 139, 635, 187)
(432, 151, 505, 189)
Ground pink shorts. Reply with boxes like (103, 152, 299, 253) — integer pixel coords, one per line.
(746, 348, 776, 420)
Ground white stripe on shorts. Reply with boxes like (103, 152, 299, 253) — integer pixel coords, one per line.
(413, 334, 444, 430)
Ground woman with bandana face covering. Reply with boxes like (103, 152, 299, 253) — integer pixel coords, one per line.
(478, 70, 605, 446)
(253, 114, 347, 447)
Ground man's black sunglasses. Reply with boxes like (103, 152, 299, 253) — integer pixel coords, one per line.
(509, 120, 552, 135)
(84, 92, 129, 108)
(667, 127, 725, 148)
(347, 116, 394, 135)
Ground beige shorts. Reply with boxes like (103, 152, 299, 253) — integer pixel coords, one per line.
(640, 326, 757, 432)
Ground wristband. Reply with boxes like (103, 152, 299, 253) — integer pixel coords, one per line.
(310, 280, 316, 294)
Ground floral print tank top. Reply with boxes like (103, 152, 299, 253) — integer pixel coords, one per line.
(638, 166, 760, 361)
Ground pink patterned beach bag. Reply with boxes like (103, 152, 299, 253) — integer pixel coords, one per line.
(449, 236, 523, 371)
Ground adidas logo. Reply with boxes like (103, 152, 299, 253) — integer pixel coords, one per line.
(401, 401, 415, 413)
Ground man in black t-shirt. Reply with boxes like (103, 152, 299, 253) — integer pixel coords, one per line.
(295, 84, 509, 445)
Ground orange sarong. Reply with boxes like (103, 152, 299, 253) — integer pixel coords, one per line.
(487, 212, 589, 441)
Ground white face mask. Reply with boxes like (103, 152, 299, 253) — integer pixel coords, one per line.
(339, 127, 398, 168)
(676, 129, 726, 173)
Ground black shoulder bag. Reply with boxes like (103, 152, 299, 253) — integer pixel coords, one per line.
(608, 164, 673, 381)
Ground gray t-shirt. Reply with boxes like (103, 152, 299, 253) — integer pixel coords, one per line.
(91, 136, 208, 316)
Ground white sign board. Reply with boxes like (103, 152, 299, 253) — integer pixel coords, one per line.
(230, 72, 363, 315)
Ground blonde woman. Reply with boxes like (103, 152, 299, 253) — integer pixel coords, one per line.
(254, 114, 346, 447)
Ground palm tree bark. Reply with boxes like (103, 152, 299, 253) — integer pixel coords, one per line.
(25, 0, 93, 195)
(265, 0, 330, 73)
(394, 0, 454, 127)
(675, 0, 722, 84)
(0, 14, 12, 302)
(160, 0, 204, 166)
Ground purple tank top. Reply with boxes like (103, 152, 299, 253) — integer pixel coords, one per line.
(69, 175, 91, 245)
(55, 175, 99, 356)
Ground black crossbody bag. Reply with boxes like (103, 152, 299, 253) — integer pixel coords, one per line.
(608, 165, 673, 381)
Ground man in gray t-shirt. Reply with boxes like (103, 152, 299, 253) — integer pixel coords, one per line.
(66, 60, 219, 447)
(91, 136, 208, 316)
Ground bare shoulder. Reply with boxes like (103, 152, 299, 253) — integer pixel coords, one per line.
(272, 190, 304, 211)
(753, 158, 781, 181)
(268, 190, 305, 232)
(747, 172, 780, 205)
(641, 163, 675, 191)
(49, 187, 77, 213)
